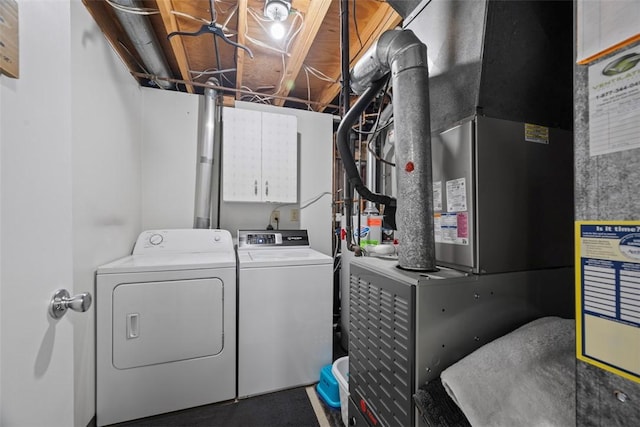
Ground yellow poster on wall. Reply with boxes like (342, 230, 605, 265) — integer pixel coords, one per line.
(576, 221, 640, 383)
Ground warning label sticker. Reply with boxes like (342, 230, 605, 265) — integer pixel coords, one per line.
(434, 212, 469, 245)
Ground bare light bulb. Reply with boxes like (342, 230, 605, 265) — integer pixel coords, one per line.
(270, 22, 286, 40)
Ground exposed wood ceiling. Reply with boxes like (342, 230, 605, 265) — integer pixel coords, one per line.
(82, 0, 401, 113)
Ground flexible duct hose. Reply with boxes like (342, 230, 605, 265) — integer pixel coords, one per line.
(336, 77, 397, 250)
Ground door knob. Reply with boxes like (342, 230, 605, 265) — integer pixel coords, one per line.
(49, 289, 92, 319)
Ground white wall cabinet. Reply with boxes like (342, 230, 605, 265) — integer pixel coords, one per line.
(222, 107, 298, 203)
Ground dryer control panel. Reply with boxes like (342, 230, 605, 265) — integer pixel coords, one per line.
(237, 229, 310, 249)
(133, 229, 233, 254)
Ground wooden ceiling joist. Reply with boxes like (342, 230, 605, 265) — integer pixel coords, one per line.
(234, 0, 250, 98)
(273, 0, 333, 107)
(82, 0, 400, 112)
(317, 3, 401, 111)
(156, 0, 196, 94)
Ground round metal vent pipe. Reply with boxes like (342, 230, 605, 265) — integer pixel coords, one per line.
(194, 79, 219, 229)
(111, 0, 174, 89)
(349, 29, 436, 271)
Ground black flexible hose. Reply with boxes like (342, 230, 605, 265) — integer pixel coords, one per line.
(337, 76, 397, 244)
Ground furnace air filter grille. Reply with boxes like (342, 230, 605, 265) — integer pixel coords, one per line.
(349, 270, 416, 427)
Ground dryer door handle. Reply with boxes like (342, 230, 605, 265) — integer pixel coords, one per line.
(127, 313, 140, 339)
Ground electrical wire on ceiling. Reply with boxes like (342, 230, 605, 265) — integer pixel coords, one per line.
(105, 0, 159, 15)
(241, 6, 305, 100)
(303, 67, 313, 111)
(352, 0, 363, 48)
(239, 85, 275, 104)
(211, 0, 237, 16)
(130, 70, 339, 110)
(166, 0, 254, 61)
(176, 4, 304, 102)
(170, 10, 209, 24)
(169, 2, 237, 34)
(106, 0, 337, 110)
(303, 65, 338, 83)
(170, 3, 240, 88)
(302, 64, 340, 110)
(189, 68, 236, 85)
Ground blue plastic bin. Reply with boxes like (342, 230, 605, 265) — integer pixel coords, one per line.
(316, 364, 341, 408)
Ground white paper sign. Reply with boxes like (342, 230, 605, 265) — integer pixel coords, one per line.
(446, 178, 467, 213)
(588, 48, 640, 156)
(577, 0, 640, 64)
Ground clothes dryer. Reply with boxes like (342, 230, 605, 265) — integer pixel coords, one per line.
(237, 229, 333, 398)
(96, 229, 236, 426)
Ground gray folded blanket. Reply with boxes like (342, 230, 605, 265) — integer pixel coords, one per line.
(440, 316, 575, 427)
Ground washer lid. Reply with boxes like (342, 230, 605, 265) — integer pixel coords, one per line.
(97, 252, 236, 274)
(238, 248, 332, 267)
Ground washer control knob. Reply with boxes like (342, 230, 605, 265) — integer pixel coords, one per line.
(214, 235, 221, 242)
(149, 233, 164, 246)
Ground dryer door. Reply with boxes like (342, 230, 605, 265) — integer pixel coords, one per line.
(112, 278, 224, 369)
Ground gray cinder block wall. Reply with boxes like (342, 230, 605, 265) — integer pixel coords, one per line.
(575, 41, 640, 426)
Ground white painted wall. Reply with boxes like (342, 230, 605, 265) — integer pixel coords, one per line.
(1, 4, 333, 426)
(220, 101, 334, 255)
(0, 42, 3, 425)
(140, 98, 334, 255)
(1, 1, 75, 426)
(70, 1, 144, 425)
(140, 86, 199, 230)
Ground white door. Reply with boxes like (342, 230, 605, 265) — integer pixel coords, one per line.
(1, 1, 79, 426)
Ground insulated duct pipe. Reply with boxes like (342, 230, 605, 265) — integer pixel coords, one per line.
(112, 0, 174, 89)
(194, 79, 219, 229)
(348, 29, 436, 271)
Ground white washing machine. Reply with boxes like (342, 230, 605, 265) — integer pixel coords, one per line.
(96, 229, 236, 426)
(236, 229, 333, 398)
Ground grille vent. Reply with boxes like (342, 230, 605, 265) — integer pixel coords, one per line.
(349, 273, 414, 426)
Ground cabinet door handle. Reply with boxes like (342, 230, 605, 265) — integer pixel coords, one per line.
(265, 180, 269, 197)
(254, 180, 258, 195)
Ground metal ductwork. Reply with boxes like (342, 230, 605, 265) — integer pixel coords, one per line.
(194, 79, 220, 229)
(403, 0, 573, 133)
(385, 0, 424, 19)
(340, 29, 435, 271)
(111, 0, 174, 89)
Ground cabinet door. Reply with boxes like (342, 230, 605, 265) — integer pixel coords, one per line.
(222, 108, 262, 201)
(261, 112, 298, 203)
